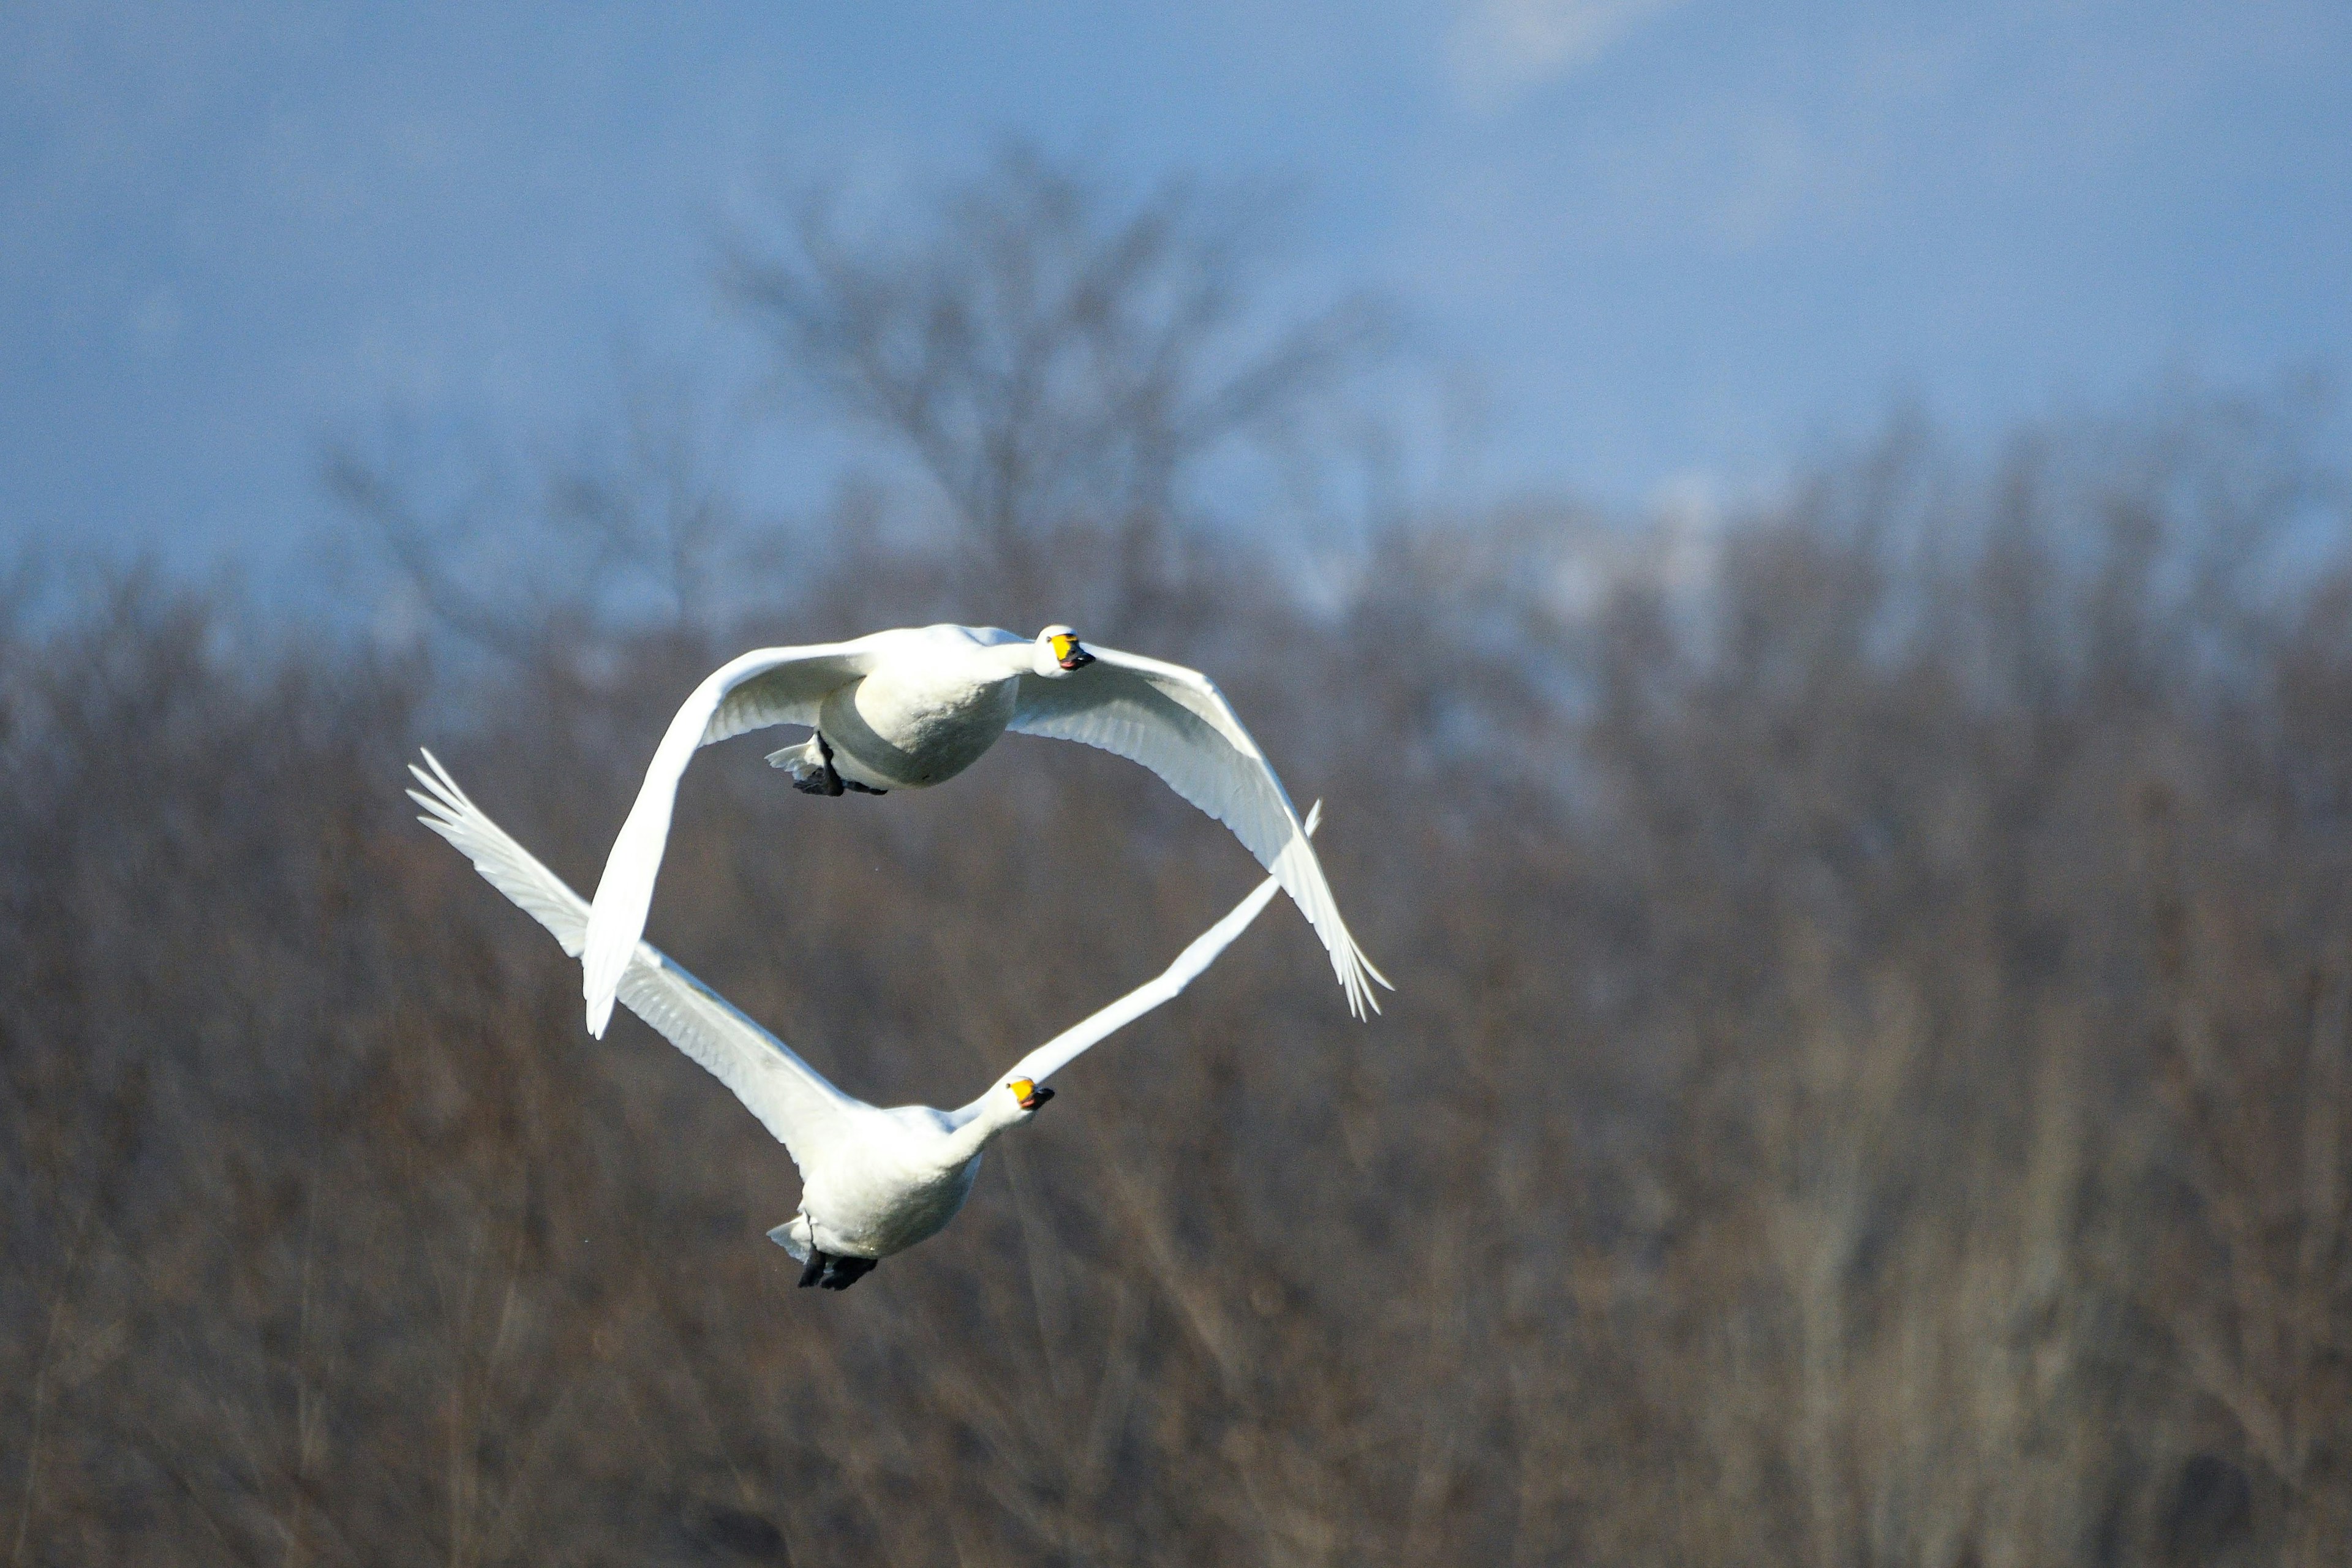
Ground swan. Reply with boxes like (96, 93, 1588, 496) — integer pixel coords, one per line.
(578, 623, 1390, 1037)
(409, 748, 1300, 1291)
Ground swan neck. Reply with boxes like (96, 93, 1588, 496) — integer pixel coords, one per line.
(941, 1105, 1012, 1165)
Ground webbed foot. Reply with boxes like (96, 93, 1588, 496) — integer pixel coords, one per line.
(818, 1254, 876, 1291)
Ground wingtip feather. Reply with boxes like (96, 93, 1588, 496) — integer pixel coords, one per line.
(582, 937, 626, 1039)
(1299, 802, 1391, 1019)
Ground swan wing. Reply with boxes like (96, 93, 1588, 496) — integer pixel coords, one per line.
(410, 751, 859, 1175)
(581, 639, 881, 1037)
(994, 802, 1322, 1093)
(1009, 646, 1390, 1017)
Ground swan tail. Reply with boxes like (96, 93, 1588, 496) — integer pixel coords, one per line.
(766, 1216, 812, 1262)
(765, 736, 824, 777)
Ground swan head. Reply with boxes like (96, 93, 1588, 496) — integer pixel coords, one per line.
(1032, 625, 1095, 677)
(1006, 1076, 1056, 1115)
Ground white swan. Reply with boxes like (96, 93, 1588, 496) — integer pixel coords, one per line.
(578, 623, 1389, 1036)
(409, 748, 1298, 1291)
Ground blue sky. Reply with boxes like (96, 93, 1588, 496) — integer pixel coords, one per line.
(4, 0, 2348, 582)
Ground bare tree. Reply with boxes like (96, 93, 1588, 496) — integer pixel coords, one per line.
(325, 364, 755, 661)
(723, 147, 1390, 620)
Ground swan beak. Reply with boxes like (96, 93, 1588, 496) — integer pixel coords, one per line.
(1011, 1078, 1055, 1111)
(1050, 634, 1094, 671)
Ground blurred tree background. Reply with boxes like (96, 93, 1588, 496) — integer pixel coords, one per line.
(4, 154, 2350, 1566)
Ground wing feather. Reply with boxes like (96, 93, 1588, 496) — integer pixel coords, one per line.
(996, 802, 1319, 1091)
(1010, 647, 1390, 1017)
(581, 640, 878, 1036)
(410, 750, 858, 1175)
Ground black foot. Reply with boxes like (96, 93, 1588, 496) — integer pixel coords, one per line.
(840, 780, 888, 795)
(797, 1250, 826, 1289)
(819, 1254, 876, 1291)
(789, 734, 848, 797)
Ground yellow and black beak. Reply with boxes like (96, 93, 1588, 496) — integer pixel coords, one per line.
(1010, 1077, 1055, 1111)
(1050, 633, 1094, 672)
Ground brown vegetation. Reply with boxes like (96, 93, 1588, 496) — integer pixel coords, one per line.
(4, 159, 2347, 1565)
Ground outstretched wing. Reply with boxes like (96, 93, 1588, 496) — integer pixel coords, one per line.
(581, 639, 880, 1038)
(991, 803, 1322, 1094)
(410, 750, 859, 1176)
(1011, 646, 1389, 1017)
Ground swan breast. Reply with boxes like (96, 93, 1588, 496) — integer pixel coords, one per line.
(804, 1150, 984, 1257)
(821, 658, 1019, 788)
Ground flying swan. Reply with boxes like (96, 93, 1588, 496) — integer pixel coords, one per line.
(579, 623, 1390, 1036)
(410, 748, 1299, 1290)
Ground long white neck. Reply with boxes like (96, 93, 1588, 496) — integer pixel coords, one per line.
(938, 1095, 1022, 1166)
(991, 639, 1043, 679)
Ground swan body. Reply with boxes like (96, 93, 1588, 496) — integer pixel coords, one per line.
(780, 1103, 989, 1262)
(409, 749, 1295, 1289)
(581, 622, 1389, 1037)
(804, 624, 1027, 790)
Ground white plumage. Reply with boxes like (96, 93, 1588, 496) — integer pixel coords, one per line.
(408, 748, 1300, 1288)
(578, 622, 1389, 1038)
